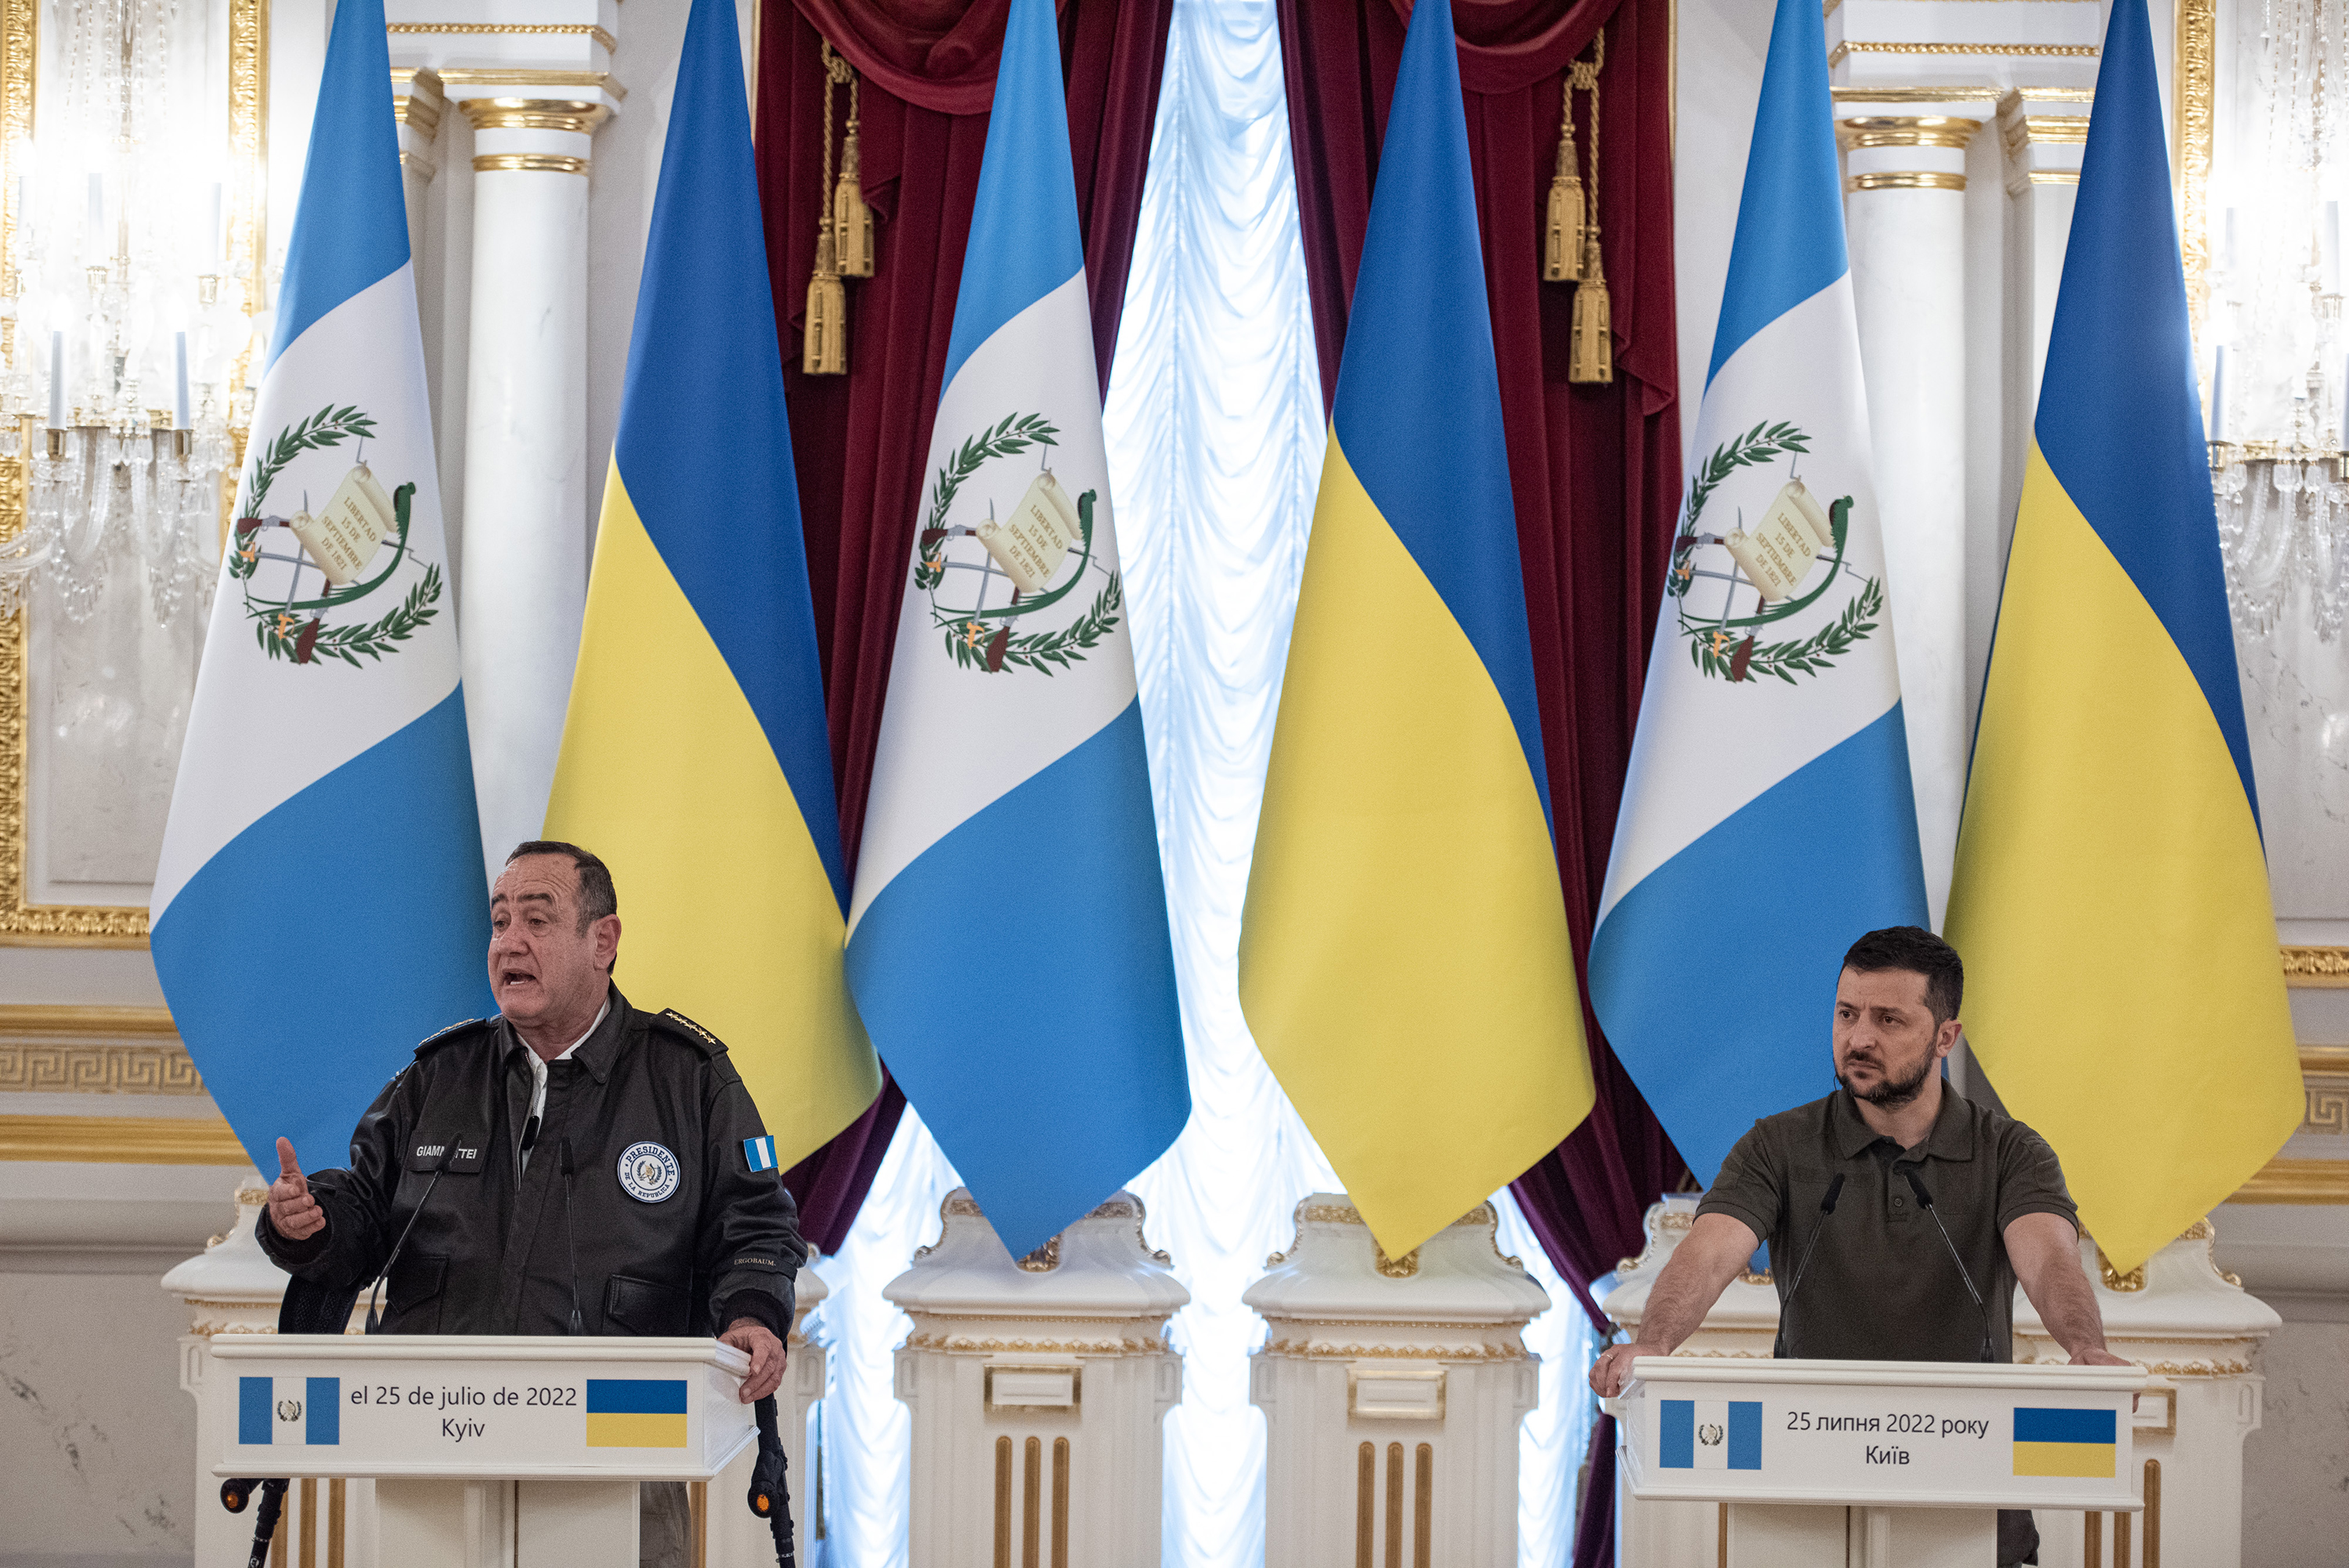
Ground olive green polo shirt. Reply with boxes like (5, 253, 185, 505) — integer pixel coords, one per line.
(1697, 1085, 2078, 1363)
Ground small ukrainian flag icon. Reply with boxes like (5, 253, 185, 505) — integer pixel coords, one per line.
(2012, 1407, 2115, 1477)
(586, 1379, 688, 1448)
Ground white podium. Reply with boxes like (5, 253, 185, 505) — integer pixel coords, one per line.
(204, 1333, 756, 1568)
(1616, 1357, 2146, 1567)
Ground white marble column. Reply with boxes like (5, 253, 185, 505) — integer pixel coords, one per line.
(447, 87, 614, 874)
(1841, 113, 1983, 928)
(2000, 95, 2091, 438)
(391, 68, 443, 256)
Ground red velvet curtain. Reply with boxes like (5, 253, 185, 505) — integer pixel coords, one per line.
(755, 0, 1174, 1252)
(1279, 0, 1687, 1317)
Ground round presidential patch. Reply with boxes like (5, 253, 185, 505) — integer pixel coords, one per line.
(617, 1141, 681, 1203)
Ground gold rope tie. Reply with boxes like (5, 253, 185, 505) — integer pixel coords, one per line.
(805, 40, 853, 375)
(834, 59, 875, 277)
(1567, 27, 1613, 384)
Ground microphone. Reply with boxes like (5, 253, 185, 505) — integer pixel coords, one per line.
(559, 1137, 585, 1336)
(519, 1112, 542, 1174)
(364, 1134, 457, 1334)
(1900, 1164, 1996, 1364)
(1773, 1173, 1846, 1359)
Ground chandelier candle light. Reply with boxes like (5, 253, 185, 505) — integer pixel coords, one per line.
(0, 0, 254, 623)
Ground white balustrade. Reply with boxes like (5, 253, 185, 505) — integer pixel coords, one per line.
(886, 1188, 1187, 1566)
(1246, 1194, 1550, 1568)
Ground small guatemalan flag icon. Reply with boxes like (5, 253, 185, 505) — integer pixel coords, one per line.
(1660, 1398, 1762, 1470)
(239, 1377, 340, 1446)
(742, 1135, 778, 1173)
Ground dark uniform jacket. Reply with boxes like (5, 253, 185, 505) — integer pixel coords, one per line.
(257, 987, 806, 1339)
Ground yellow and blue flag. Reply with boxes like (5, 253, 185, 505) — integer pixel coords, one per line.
(585, 1379, 687, 1449)
(2011, 1408, 2115, 1479)
(1944, 0, 2300, 1271)
(1238, 0, 1593, 1258)
(545, 0, 878, 1170)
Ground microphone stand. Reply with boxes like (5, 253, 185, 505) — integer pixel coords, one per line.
(1772, 1173, 1846, 1359)
(363, 1153, 450, 1335)
(1900, 1164, 1996, 1363)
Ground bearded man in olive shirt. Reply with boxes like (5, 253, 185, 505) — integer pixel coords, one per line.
(1588, 927, 2128, 1566)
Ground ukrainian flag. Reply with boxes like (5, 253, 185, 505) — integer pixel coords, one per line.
(585, 1379, 687, 1449)
(2012, 1408, 2116, 1479)
(1239, 0, 1592, 1257)
(1944, 0, 2300, 1271)
(544, 0, 878, 1166)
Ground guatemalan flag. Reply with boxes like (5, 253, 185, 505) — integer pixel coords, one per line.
(845, 0, 1188, 1258)
(152, 0, 493, 1175)
(1587, 0, 1928, 1184)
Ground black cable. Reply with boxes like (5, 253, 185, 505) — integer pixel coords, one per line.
(559, 1137, 584, 1336)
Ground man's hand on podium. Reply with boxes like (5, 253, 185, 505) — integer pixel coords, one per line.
(268, 1137, 327, 1242)
(1590, 1341, 1665, 1399)
(720, 1318, 787, 1403)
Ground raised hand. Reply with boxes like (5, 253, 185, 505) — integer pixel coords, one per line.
(268, 1136, 327, 1242)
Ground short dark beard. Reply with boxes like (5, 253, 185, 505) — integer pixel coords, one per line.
(1839, 1051, 1936, 1108)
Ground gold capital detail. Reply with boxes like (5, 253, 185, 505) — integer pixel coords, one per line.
(1838, 116, 1980, 150)
(458, 99, 611, 135)
(388, 22, 618, 56)
(2175, 0, 2216, 340)
(1846, 171, 1969, 193)
(473, 153, 590, 177)
(2282, 945, 2349, 985)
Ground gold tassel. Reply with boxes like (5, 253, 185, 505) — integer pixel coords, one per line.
(805, 228, 847, 375)
(1544, 109, 1584, 281)
(832, 59, 875, 277)
(1569, 233, 1612, 384)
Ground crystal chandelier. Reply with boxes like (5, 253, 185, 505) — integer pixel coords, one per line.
(0, 0, 254, 624)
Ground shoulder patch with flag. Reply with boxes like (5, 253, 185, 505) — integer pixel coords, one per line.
(743, 1135, 777, 1173)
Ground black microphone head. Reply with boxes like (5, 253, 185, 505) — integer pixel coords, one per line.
(559, 1137, 575, 1177)
(1820, 1173, 1846, 1213)
(1900, 1163, 1934, 1208)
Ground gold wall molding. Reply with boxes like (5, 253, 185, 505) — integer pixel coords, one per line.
(456, 98, 611, 135)
(388, 22, 617, 55)
(1829, 41, 2100, 66)
(2283, 946, 2349, 986)
(473, 153, 589, 176)
(2299, 1045, 2349, 1135)
(0, 1007, 193, 1094)
(2175, 0, 2216, 340)
(1839, 115, 1981, 150)
(1832, 85, 2005, 103)
(0, 1003, 176, 1036)
(1846, 171, 1969, 192)
(437, 68, 626, 102)
(2002, 113, 2090, 159)
(391, 67, 443, 137)
(2023, 170, 2080, 186)
(0, 1112, 247, 1164)
(2229, 1157, 2349, 1204)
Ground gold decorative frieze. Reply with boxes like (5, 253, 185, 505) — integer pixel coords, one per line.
(1846, 171, 1969, 193)
(388, 22, 618, 56)
(2298, 1046, 2349, 1134)
(2175, 0, 2216, 338)
(1833, 85, 2006, 103)
(1260, 1337, 1525, 1362)
(1829, 41, 2100, 66)
(0, 1043, 199, 1094)
(0, 1112, 247, 1164)
(2230, 1157, 2349, 1204)
(2283, 946, 2349, 986)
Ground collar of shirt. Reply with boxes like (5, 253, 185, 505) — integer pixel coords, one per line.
(1827, 1079, 1980, 1165)
(518, 993, 614, 1170)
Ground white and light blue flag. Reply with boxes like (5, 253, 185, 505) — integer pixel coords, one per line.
(238, 1377, 341, 1447)
(1587, 0, 1928, 1184)
(151, 0, 493, 1174)
(845, 0, 1187, 1259)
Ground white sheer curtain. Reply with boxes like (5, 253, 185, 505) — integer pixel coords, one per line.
(808, 1, 1600, 1559)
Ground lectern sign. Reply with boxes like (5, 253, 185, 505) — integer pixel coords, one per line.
(1619, 1357, 2145, 1512)
(206, 1335, 755, 1481)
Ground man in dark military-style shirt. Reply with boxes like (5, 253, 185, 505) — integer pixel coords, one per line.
(257, 840, 806, 1568)
(1589, 927, 2129, 1567)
